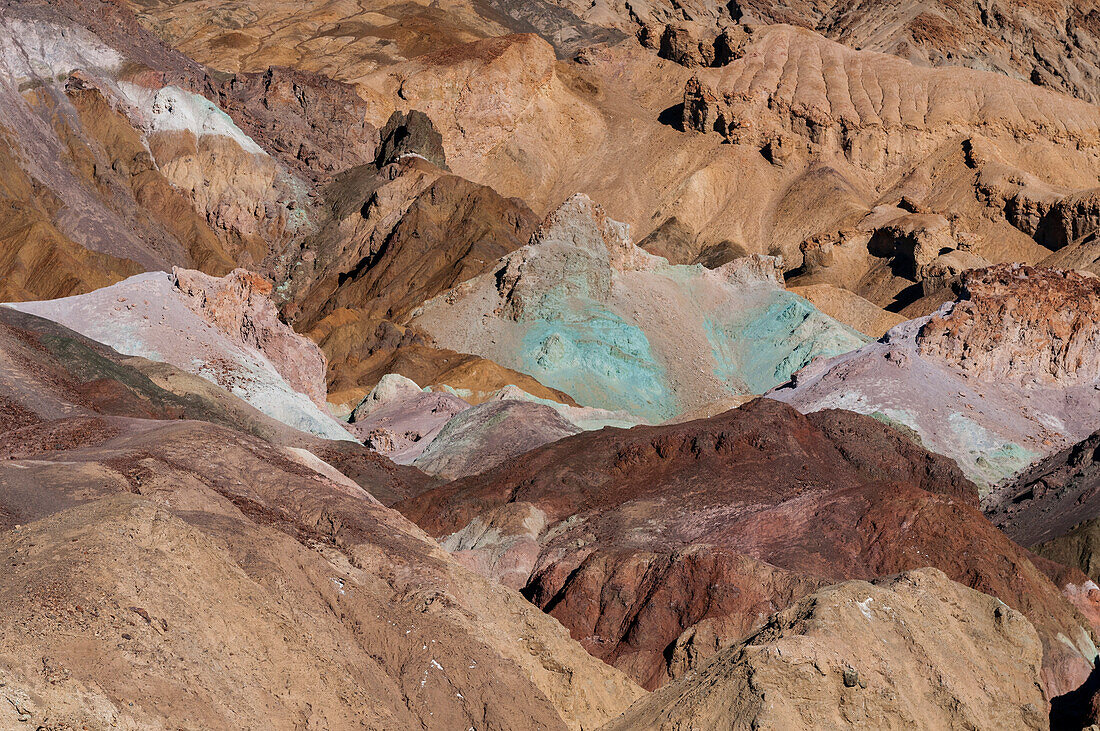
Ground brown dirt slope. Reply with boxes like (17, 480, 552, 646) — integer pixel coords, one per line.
(604, 568, 1048, 731)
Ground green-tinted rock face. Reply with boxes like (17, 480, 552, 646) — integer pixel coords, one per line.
(410, 195, 866, 423)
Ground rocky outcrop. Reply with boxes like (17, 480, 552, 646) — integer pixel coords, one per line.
(9, 272, 353, 440)
(304, 174, 539, 324)
(410, 195, 865, 422)
(867, 213, 986, 282)
(171, 267, 330, 409)
(770, 266, 1100, 489)
(213, 66, 378, 183)
(987, 429, 1100, 552)
(917, 265, 1100, 384)
(605, 569, 1048, 731)
(397, 399, 1099, 696)
(412, 399, 581, 479)
(0, 0, 360, 303)
(376, 110, 447, 170)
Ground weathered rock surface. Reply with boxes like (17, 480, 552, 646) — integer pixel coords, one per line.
(0, 0, 382, 305)
(604, 569, 1048, 731)
(486, 384, 641, 431)
(171, 267, 330, 409)
(0, 300, 644, 730)
(685, 24, 1100, 159)
(771, 265, 1100, 489)
(412, 399, 582, 479)
(349, 390, 470, 464)
(410, 195, 865, 422)
(9, 271, 352, 440)
(988, 429, 1100, 557)
(397, 399, 1099, 695)
(376, 109, 447, 170)
(213, 65, 377, 183)
(918, 266, 1100, 384)
(744, 0, 1100, 106)
(299, 173, 539, 325)
(789, 284, 905, 339)
(309, 308, 577, 415)
(349, 373, 425, 422)
(0, 432, 642, 731)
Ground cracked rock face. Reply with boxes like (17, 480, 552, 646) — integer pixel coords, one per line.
(916, 265, 1100, 385)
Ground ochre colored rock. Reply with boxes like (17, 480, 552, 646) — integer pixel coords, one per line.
(605, 569, 1048, 731)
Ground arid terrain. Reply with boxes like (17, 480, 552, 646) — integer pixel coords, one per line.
(2, 0, 1100, 728)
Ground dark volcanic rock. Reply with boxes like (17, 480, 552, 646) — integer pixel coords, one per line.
(376, 110, 448, 171)
(987, 430, 1100, 549)
(398, 399, 1099, 694)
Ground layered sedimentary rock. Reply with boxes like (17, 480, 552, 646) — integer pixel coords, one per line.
(771, 265, 1100, 489)
(683, 24, 1100, 161)
(8, 271, 352, 440)
(605, 569, 1049, 731)
(410, 194, 865, 422)
(743, 0, 1100, 105)
(398, 399, 1099, 695)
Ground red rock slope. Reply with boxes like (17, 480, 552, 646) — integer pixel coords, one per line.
(397, 399, 1100, 696)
